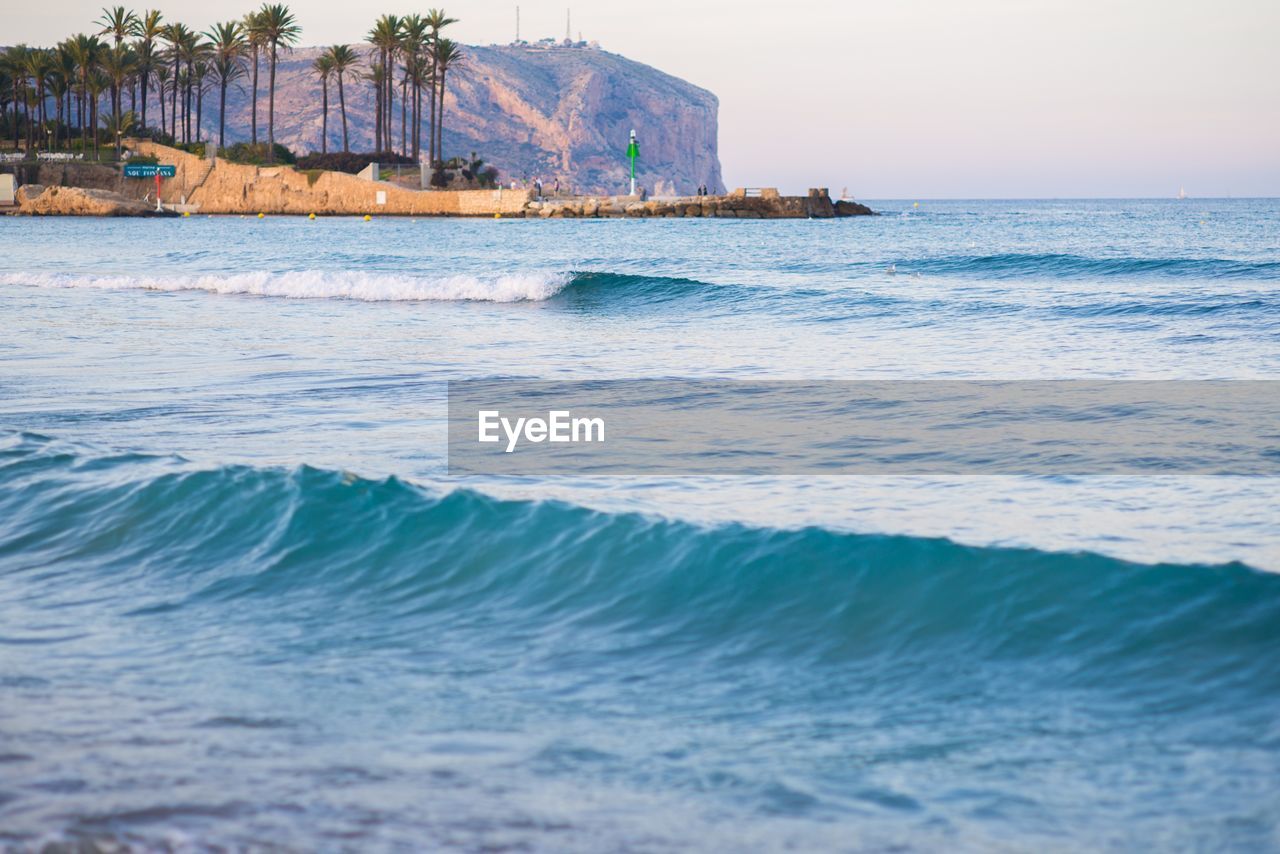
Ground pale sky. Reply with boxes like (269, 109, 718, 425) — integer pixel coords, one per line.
(10, 0, 1280, 197)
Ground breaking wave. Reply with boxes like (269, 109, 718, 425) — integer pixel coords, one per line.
(0, 269, 575, 302)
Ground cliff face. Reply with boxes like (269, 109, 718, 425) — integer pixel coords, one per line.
(209, 45, 724, 196)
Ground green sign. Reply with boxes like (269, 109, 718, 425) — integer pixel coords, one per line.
(124, 164, 176, 178)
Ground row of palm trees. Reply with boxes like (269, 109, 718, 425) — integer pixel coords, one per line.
(1, 5, 464, 166)
(311, 15, 461, 166)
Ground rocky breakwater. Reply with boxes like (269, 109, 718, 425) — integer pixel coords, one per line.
(524, 188, 876, 219)
(10, 184, 173, 217)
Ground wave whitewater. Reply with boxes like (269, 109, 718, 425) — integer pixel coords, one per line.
(0, 270, 575, 302)
(3, 431, 1278, 690)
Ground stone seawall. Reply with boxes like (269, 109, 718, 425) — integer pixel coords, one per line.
(125, 141, 536, 217)
(5, 142, 876, 219)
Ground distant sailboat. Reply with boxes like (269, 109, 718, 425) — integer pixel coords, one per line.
(1177, 186, 1188, 200)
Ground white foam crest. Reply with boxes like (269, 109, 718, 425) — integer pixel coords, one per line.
(0, 270, 575, 303)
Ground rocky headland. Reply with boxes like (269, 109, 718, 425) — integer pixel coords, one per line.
(217, 43, 724, 197)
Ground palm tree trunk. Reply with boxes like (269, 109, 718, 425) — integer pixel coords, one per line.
(373, 66, 381, 153)
(413, 78, 420, 161)
(250, 44, 259, 145)
(428, 53, 438, 165)
(171, 53, 179, 139)
(219, 78, 227, 150)
(337, 73, 348, 153)
(80, 78, 89, 153)
(436, 68, 445, 167)
(196, 82, 204, 143)
(140, 65, 147, 130)
(267, 42, 277, 162)
(400, 76, 406, 156)
(157, 76, 165, 141)
(11, 80, 19, 150)
(320, 76, 328, 154)
(36, 83, 45, 151)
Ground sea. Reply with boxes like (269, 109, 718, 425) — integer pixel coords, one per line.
(1, 199, 1278, 851)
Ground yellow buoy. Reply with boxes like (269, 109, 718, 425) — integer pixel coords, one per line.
(494, 213, 501, 219)
(308, 213, 316, 220)
(182, 211, 189, 217)
(363, 214, 371, 222)
(913, 202, 920, 208)
(258, 212, 265, 219)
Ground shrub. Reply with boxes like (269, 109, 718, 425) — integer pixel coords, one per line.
(295, 151, 415, 174)
(169, 141, 206, 158)
(133, 127, 175, 146)
(219, 142, 296, 166)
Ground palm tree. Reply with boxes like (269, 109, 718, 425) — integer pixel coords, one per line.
(204, 21, 245, 151)
(48, 53, 73, 148)
(100, 108, 136, 142)
(3, 46, 30, 151)
(24, 49, 55, 151)
(362, 61, 386, 153)
(97, 7, 138, 46)
(96, 6, 138, 131)
(404, 51, 430, 162)
(423, 9, 457, 166)
(65, 35, 102, 154)
(161, 22, 191, 140)
(99, 43, 137, 154)
(255, 3, 300, 162)
(0, 66, 10, 150)
(367, 15, 402, 154)
(432, 38, 461, 169)
(311, 52, 333, 154)
(177, 29, 202, 143)
(152, 62, 168, 138)
(400, 14, 428, 160)
(192, 55, 212, 142)
(133, 10, 162, 131)
(87, 68, 109, 158)
(242, 10, 266, 145)
(323, 44, 357, 153)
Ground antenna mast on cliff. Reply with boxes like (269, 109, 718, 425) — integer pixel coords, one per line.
(515, 6, 520, 42)
(566, 9, 571, 43)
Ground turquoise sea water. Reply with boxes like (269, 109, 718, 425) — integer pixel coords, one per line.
(2, 200, 1279, 850)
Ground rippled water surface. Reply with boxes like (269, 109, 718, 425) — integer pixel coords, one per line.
(1, 200, 1278, 851)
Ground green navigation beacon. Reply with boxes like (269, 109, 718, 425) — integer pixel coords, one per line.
(626, 129, 639, 196)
